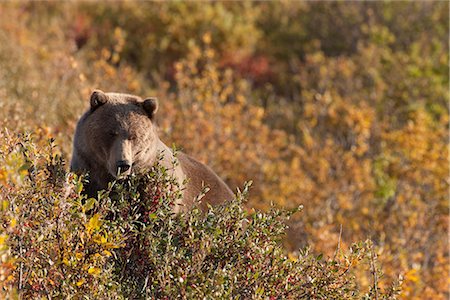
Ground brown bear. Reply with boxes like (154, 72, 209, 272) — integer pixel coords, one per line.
(70, 90, 234, 212)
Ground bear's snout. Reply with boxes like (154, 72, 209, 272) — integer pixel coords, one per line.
(116, 160, 132, 175)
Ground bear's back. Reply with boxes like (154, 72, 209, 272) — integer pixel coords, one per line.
(178, 152, 234, 210)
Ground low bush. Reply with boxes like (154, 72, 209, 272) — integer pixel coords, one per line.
(0, 132, 401, 299)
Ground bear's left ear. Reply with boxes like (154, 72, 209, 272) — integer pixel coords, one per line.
(142, 97, 158, 119)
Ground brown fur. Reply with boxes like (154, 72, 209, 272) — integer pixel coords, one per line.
(70, 90, 234, 212)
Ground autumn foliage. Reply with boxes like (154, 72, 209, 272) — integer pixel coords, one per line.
(0, 2, 448, 299)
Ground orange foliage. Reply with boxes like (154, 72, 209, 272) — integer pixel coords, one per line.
(0, 2, 447, 298)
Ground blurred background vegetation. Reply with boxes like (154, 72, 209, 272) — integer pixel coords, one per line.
(0, 2, 448, 298)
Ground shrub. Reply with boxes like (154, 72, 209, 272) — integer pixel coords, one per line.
(0, 132, 401, 298)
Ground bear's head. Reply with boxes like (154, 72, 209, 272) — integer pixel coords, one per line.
(80, 90, 159, 179)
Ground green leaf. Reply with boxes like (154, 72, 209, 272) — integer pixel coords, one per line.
(18, 162, 31, 172)
(84, 198, 96, 211)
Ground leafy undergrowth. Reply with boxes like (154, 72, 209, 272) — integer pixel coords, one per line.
(0, 132, 401, 299)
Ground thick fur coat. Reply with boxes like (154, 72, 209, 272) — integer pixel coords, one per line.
(70, 90, 233, 212)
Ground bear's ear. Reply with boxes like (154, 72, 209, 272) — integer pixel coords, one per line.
(90, 90, 108, 112)
(142, 97, 158, 119)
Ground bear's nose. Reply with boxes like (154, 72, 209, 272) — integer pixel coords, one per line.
(116, 160, 131, 174)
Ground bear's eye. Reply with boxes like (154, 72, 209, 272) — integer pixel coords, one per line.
(108, 131, 118, 137)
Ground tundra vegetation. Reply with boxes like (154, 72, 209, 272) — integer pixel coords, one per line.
(0, 2, 447, 299)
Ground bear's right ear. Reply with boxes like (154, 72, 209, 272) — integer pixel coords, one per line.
(90, 90, 108, 112)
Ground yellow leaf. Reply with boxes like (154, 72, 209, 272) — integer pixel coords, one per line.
(86, 214, 101, 235)
(2, 200, 8, 211)
(288, 252, 298, 262)
(405, 268, 420, 283)
(76, 279, 85, 287)
(0, 234, 8, 245)
(63, 258, 70, 266)
(93, 234, 108, 245)
(0, 169, 6, 183)
(88, 266, 101, 276)
(202, 32, 212, 44)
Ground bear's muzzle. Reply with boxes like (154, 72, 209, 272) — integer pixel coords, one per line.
(116, 160, 132, 176)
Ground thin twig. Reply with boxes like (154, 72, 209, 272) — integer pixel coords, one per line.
(333, 224, 343, 261)
(19, 240, 23, 293)
(369, 242, 379, 300)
